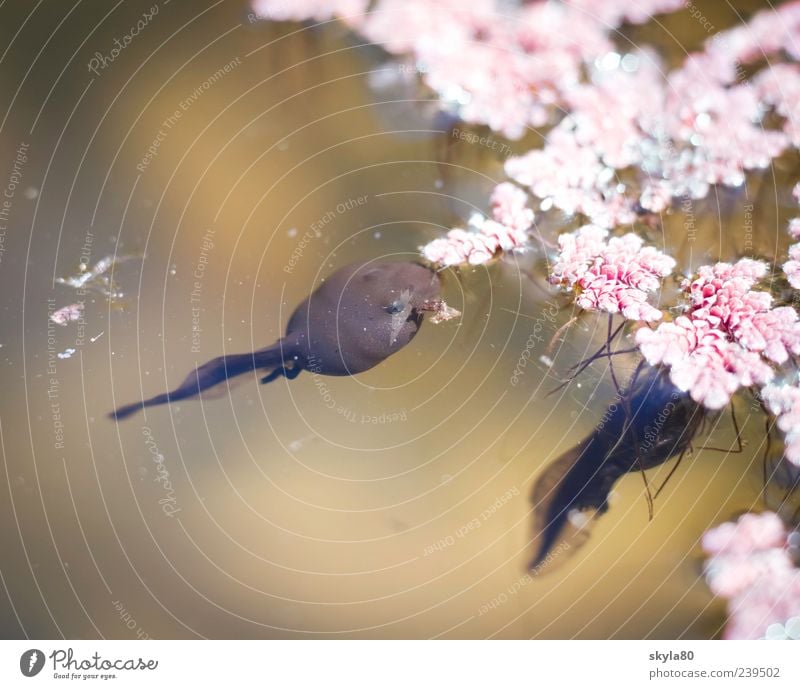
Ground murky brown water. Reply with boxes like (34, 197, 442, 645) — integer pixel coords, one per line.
(0, 0, 793, 639)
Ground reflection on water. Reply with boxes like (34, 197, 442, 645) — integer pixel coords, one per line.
(0, 0, 788, 639)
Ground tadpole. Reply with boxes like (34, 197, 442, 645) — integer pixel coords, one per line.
(110, 261, 441, 420)
(530, 363, 705, 569)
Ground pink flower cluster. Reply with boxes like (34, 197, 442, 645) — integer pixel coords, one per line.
(636, 259, 800, 409)
(785, 244, 800, 291)
(702, 512, 800, 640)
(421, 183, 533, 266)
(251, 0, 368, 24)
(508, 44, 793, 225)
(762, 382, 800, 468)
(782, 184, 800, 289)
(505, 1, 800, 226)
(360, 0, 613, 139)
(709, 3, 800, 67)
(256, 1, 800, 231)
(254, 0, 687, 140)
(548, 225, 675, 322)
(506, 124, 638, 228)
(564, 0, 687, 27)
(755, 64, 800, 150)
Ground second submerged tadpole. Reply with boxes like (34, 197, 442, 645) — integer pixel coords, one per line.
(529, 363, 705, 571)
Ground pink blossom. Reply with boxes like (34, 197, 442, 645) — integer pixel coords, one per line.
(421, 189, 533, 267)
(784, 244, 800, 289)
(505, 127, 637, 228)
(360, 0, 495, 55)
(344, 0, 683, 140)
(636, 259, 800, 409)
(687, 259, 767, 294)
(257, 0, 800, 228)
(358, 0, 601, 139)
(782, 184, 800, 287)
(421, 225, 516, 266)
(548, 225, 674, 322)
(251, 0, 368, 24)
(702, 511, 788, 556)
(762, 382, 800, 467)
(421, 183, 533, 266)
(702, 512, 800, 640)
(783, 207, 800, 288)
(684, 261, 800, 364)
(707, 2, 800, 67)
(706, 549, 795, 600)
(490, 183, 534, 233)
(756, 64, 800, 148)
(506, 46, 791, 225)
(638, 180, 674, 214)
(637, 317, 774, 409)
(504, 1, 800, 225)
(563, 0, 687, 27)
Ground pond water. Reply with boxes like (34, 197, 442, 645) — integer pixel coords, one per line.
(0, 0, 791, 639)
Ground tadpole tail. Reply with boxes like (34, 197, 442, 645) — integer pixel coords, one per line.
(529, 436, 613, 569)
(109, 342, 294, 420)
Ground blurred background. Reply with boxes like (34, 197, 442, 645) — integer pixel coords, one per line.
(0, 0, 789, 639)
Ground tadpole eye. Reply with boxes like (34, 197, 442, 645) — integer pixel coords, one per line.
(385, 300, 406, 315)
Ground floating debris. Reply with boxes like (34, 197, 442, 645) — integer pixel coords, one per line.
(288, 435, 316, 453)
(56, 254, 140, 299)
(421, 299, 461, 324)
(49, 303, 84, 326)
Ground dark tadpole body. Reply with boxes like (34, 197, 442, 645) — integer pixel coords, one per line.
(111, 261, 441, 420)
(530, 364, 704, 569)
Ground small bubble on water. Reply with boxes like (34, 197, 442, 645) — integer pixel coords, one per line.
(595, 51, 621, 71)
(764, 623, 787, 640)
(785, 616, 800, 639)
(621, 53, 640, 72)
(567, 509, 590, 529)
